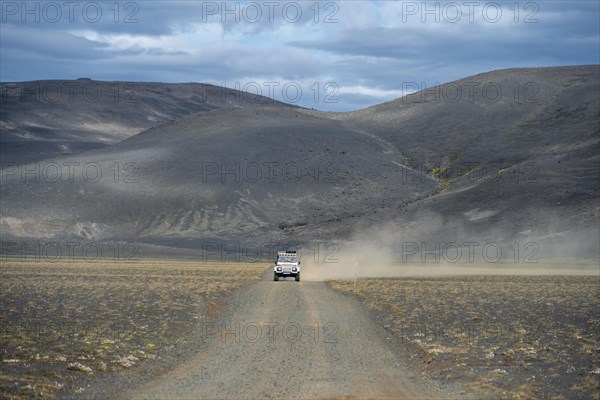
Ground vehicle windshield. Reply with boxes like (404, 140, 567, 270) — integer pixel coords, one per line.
(277, 257, 297, 263)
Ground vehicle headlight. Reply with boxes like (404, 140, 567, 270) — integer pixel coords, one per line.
(292, 267, 297, 272)
(277, 267, 282, 271)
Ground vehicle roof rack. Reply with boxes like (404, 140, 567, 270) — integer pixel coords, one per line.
(278, 251, 298, 258)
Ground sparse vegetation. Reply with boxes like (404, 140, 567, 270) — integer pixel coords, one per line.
(430, 166, 450, 186)
(329, 275, 600, 399)
(0, 260, 265, 399)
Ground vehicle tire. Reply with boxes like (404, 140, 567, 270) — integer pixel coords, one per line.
(274, 273, 279, 281)
(295, 273, 300, 282)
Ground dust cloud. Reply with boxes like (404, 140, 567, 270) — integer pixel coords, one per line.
(300, 218, 599, 282)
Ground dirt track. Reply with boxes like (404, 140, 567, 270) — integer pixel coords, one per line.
(123, 271, 441, 400)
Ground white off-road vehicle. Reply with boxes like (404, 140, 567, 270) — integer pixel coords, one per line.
(273, 250, 300, 282)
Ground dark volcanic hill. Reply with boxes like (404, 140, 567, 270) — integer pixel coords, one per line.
(336, 65, 600, 259)
(0, 105, 437, 245)
(1, 66, 598, 259)
(0, 79, 292, 163)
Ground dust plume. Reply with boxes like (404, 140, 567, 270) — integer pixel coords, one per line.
(300, 217, 599, 281)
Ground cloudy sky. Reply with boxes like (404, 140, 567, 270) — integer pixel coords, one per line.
(1, 1, 599, 111)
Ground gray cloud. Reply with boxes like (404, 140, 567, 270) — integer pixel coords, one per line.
(1, 25, 109, 59)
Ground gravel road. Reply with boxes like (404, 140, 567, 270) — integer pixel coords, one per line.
(122, 272, 440, 399)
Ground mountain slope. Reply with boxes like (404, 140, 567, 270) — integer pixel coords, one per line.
(336, 65, 600, 258)
(0, 105, 436, 247)
(1, 66, 598, 259)
(0, 79, 293, 163)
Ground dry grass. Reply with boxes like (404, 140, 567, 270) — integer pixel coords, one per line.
(0, 259, 265, 399)
(329, 275, 600, 399)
